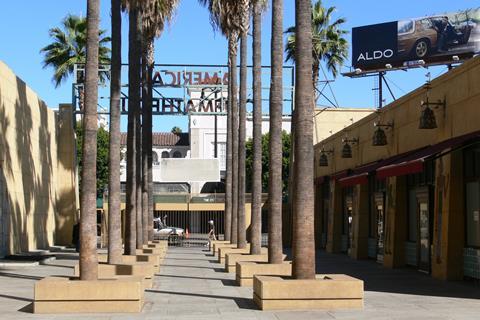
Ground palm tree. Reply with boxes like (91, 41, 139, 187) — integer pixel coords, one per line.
(107, 0, 123, 265)
(199, 0, 241, 244)
(142, 0, 180, 243)
(237, 0, 250, 250)
(123, 1, 142, 255)
(292, 0, 315, 280)
(250, 0, 267, 256)
(267, 0, 284, 264)
(285, 0, 348, 102)
(41, 14, 111, 87)
(41, 14, 110, 112)
(79, 0, 100, 281)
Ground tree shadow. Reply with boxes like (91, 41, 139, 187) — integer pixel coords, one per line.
(312, 250, 480, 300)
(0, 272, 43, 280)
(155, 273, 232, 282)
(0, 293, 33, 302)
(145, 289, 258, 310)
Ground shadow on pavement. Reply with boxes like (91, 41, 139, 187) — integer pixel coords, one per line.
(309, 249, 480, 300)
(146, 289, 257, 310)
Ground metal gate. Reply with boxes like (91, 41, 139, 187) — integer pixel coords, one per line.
(156, 210, 224, 247)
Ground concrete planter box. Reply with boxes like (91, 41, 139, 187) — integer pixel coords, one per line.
(98, 254, 161, 272)
(136, 247, 165, 256)
(236, 261, 292, 287)
(34, 276, 144, 313)
(144, 243, 167, 251)
(224, 249, 273, 273)
(212, 242, 237, 257)
(209, 240, 231, 253)
(73, 262, 155, 289)
(218, 245, 251, 264)
(253, 274, 364, 310)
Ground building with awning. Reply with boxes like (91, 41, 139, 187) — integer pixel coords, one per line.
(314, 56, 480, 281)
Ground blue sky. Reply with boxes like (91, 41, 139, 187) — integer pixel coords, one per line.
(0, 0, 476, 132)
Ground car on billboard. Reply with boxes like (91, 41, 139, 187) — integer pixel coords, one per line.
(398, 16, 475, 59)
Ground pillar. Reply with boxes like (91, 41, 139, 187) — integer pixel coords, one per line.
(326, 180, 342, 253)
(432, 151, 465, 280)
(383, 176, 407, 268)
(351, 183, 369, 259)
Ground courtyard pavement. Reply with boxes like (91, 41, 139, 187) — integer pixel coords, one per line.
(0, 246, 479, 319)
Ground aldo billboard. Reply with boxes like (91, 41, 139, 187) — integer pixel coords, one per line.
(352, 7, 480, 72)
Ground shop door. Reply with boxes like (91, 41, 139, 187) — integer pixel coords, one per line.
(374, 193, 385, 263)
(416, 190, 431, 273)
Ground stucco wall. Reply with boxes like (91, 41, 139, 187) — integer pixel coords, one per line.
(0, 61, 77, 256)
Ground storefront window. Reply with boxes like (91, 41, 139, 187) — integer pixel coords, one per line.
(465, 182, 480, 247)
(464, 145, 480, 248)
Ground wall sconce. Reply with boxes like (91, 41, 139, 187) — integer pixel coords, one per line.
(372, 121, 394, 146)
(419, 82, 446, 129)
(341, 137, 359, 159)
(318, 147, 334, 167)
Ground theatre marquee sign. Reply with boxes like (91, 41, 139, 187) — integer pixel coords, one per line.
(120, 69, 229, 115)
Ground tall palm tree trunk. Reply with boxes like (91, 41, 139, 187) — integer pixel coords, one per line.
(146, 40, 154, 242)
(268, 0, 284, 264)
(107, 0, 123, 265)
(136, 100, 143, 249)
(237, 31, 247, 249)
(250, 0, 262, 255)
(229, 32, 239, 245)
(224, 41, 233, 243)
(141, 43, 149, 245)
(80, 0, 100, 280)
(292, 0, 315, 280)
(125, 8, 140, 256)
(135, 12, 144, 249)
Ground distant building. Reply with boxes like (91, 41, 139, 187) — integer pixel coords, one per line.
(120, 132, 191, 192)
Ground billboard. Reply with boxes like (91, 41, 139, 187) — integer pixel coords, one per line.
(352, 8, 480, 72)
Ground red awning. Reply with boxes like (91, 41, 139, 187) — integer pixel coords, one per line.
(338, 173, 369, 187)
(376, 131, 480, 179)
(376, 158, 424, 179)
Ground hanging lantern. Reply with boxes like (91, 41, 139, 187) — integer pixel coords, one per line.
(419, 105, 437, 129)
(372, 127, 387, 146)
(341, 143, 352, 158)
(319, 153, 329, 167)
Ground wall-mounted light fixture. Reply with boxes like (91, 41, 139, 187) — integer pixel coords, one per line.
(318, 147, 334, 167)
(372, 121, 394, 146)
(341, 137, 359, 159)
(419, 82, 446, 129)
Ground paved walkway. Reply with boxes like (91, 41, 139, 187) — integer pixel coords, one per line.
(0, 246, 479, 319)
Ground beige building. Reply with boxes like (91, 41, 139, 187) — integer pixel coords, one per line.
(0, 61, 77, 257)
(313, 107, 374, 145)
(313, 56, 480, 281)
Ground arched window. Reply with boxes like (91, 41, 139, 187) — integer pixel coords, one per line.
(161, 151, 170, 158)
(173, 151, 182, 158)
(152, 151, 159, 164)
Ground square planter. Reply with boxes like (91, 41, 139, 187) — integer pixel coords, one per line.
(253, 274, 364, 310)
(97, 254, 160, 270)
(212, 242, 237, 257)
(209, 240, 230, 253)
(34, 276, 144, 313)
(73, 262, 155, 289)
(236, 261, 292, 287)
(218, 244, 251, 264)
(224, 249, 273, 273)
